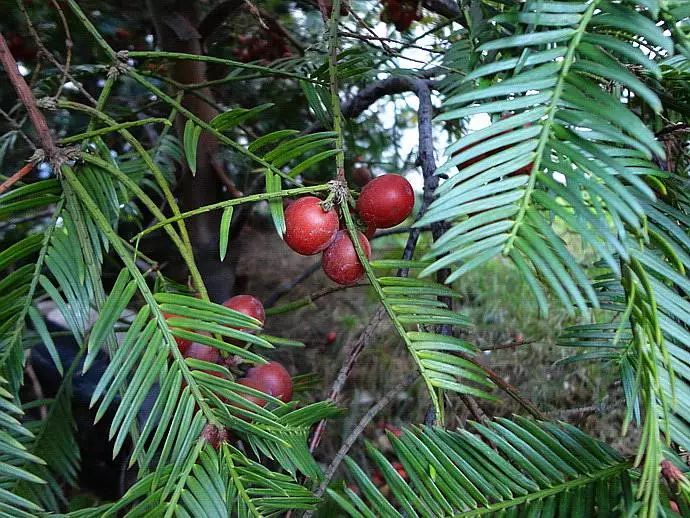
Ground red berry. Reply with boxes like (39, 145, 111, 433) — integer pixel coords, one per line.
(392, 461, 408, 480)
(357, 174, 414, 228)
(321, 230, 371, 285)
(325, 330, 337, 344)
(284, 196, 340, 255)
(364, 222, 377, 239)
(163, 312, 192, 354)
(114, 27, 132, 41)
(352, 166, 373, 187)
(184, 343, 220, 363)
(223, 295, 266, 327)
(245, 361, 293, 402)
(236, 377, 268, 407)
(384, 423, 402, 437)
(372, 470, 384, 486)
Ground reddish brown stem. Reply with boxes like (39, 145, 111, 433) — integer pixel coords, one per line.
(0, 162, 35, 194)
(0, 33, 58, 160)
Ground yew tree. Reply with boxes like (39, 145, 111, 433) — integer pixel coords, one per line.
(1, 0, 690, 516)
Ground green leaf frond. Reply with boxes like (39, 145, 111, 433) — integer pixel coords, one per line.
(343, 197, 492, 419)
(557, 190, 690, 515)
(14, 379, 80, 512)
(0, 376, 46, 517)
(420, 0, 673, 319)
(69, 443, 317, 517)
(330, 416, 634, 517)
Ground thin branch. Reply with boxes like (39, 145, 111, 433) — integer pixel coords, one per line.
(0, 108, 37, 150)
(339, 30, 445, 54)
(258, 6, 305, 55)
(423, 0, 462, 18)
(473, 359, 547, 420)
(343, 76, 425, 119)
(459, 394, 487, 422)
(199, 0, 244, 42)
(308, 306, 387, 453)
(345, 7, 396, 56)
(311, 374, 418, 502)
(479, 337, 535, 351)
(263, 226, 429, 308)
(0, 161, 35, 194)
(0, 33, 59, 160)
(15, 0, 96, 105)
(48, 0, 74, 99)
(265, 282, 368, 316)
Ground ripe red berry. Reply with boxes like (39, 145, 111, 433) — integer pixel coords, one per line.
(357, 174, 414, 229)
(325, 330, 337, 344)
(163, 312, 192, 354)
(284, 196, 340, 255)
(223, 295, 266, 327)
(183, 343, 220, 363)
(245, 361, 293, 402)
(114, 27, 132, 41)
(236, 377, 268, 408)
(321, 230, 371, 285)
(392, 461, 408, 480)
(364, 221, 377, 239)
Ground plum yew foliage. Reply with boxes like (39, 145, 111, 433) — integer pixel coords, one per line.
(0, 0, 690, 516)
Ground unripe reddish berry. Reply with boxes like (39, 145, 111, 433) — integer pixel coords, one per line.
(201, 423, 229, 449)
(184, 343, 220, 363)
(222, 295, 266, 328)
(357, 174, 414, 228)
(322, 230, 371, 285)
(284, 196, 340, 255)
(352, 166, 373, 187)
(163, 312, 192, 354)
(245, 361, 293, 402)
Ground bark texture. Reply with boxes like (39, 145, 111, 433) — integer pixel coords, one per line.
(147, 0, 237, 302)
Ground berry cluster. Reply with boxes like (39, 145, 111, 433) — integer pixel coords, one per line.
(283, 173, 414, 285)
(233, 32, 292, 63)
(165, 293, 293, 447)
(379, 0, 422, 32)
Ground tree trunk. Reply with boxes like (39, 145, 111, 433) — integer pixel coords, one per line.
(147, 0, 237, 302)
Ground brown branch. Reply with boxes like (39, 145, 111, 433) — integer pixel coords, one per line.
(423, 0, 462, 19)
(263, 226, 428, 308)
(311, 374, 418, 503)
(257, 7, 305, 55)
(210, 157, 244, 197)
(656, 122, 690, 138)
(339, 30, 444, 54)
(479, 338, 535, 351)
(459, 393, 487, 422)
(265, 282, 368, 316)
(0, 33, 58, 160)
(472, 358, 546, 420)
(0, 162, 35, 194)
(48, 0, 74, 99)
(308, 306, 387, 453)
(16, 0, 96, 105)
(199, 0, 244, 42)
(0, 107, 36, 150)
